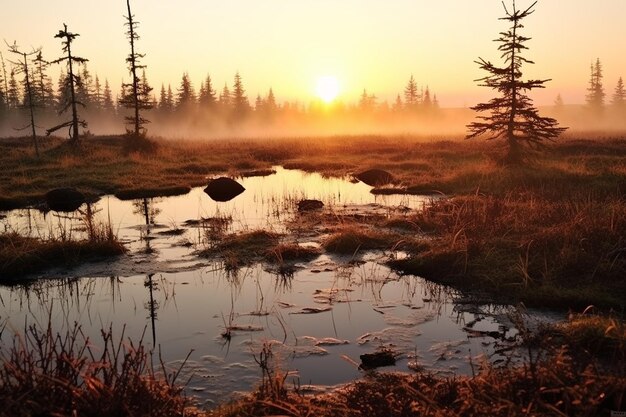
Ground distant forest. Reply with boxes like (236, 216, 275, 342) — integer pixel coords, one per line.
(0, 55, 448, 138)
(0, 3, 625, 140)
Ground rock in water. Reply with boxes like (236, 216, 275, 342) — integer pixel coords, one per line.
(359, 349, 396, 370)
(355, 169, 394, 186)
(297, 199, 324, 212)
(204, 177, 245, 202)
(45, 188, 86, 212)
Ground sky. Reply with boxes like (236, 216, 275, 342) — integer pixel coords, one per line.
(3, 0, 626, 107)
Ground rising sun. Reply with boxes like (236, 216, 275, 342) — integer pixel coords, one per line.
(316, 76, 340, 103)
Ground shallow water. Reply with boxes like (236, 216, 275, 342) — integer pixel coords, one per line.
(0, 167, 559, 407)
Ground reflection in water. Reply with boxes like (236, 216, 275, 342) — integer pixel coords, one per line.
(0, 167, 560, 406)
(145, 274, 158, 345)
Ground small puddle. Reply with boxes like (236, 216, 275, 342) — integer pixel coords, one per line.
(0, 166, 560, 407)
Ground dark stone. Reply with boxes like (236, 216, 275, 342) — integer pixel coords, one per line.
(359, 349, 396, 370)
(355, 169, 394, 186)
(45, 188, 86, 212)
(297, 199, 324, 212)
(204, 177, 245, 202)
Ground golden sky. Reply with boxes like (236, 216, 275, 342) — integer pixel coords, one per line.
(4, 0, 626, 107)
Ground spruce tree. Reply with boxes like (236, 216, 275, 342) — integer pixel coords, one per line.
(403, 75, 419, 110)
(47, 23, 88, 144)
(266, 88, 277, 111)
(176, 73, 195, 110)
(586, 58, 605, 114)
(7, 69, 20, 110)
(102, 79, 115, 112)
(219, 83, 231, 109)
(231, 72, 249, 118)
(121, 0, 152, 138)
(466, 1, 566, 164)
(198, 74, 216, 109)
(0, 52, 8, 113)
(7, 42, 41, 157)
(611, 77, 625, 109)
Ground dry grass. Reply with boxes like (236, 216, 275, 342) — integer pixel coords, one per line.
(322, 225, 402, 255)
(390, 191, 626, 309)
(0, 322, 202, 417)
(212, 316, 626, 417)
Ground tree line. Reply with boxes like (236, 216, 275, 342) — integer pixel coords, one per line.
(0, 0, 442, 150)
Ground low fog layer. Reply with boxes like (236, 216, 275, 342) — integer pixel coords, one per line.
(2, 103, 625, 141)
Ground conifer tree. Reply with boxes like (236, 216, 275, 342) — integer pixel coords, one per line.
(231, 72, 249, 118)
(32, 51, 54, 111)
(219, 83, 231, 109)
(255, 94, 264, 112)
(403, 75, 419, 110)
(266, 88, 277, 111)
(0, 52, 8, 113)
(423, 86, 432, 108)
(198, 74, 217, 109)
(166, 84, 174, 110)
(7, 42, 41, 157)
(585, 58, 605, 114)
(466, 1, 566, 164)
(158, 84, 167, 111)
(121, 0, 152, 138)
(176, 73, 195, 110)
(7, 69, 20, 110)
(92, 75, 102, 110)
(102, 79, 114, 112)
(611, 77, 625, 109)
(47, 23, 88, 144)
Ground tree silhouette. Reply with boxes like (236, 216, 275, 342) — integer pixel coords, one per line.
(266, 88, 277, 111)
(403, 75, 419, 110)
(7, 70, 20, 110)
(176, 73, 195, 110)
(47, 23, 88, 144)
(231, 72, 250, 118)
(0, 52, 8, 114)
(32, 51, 55, 112)
(611, 77, 625, 109)
(198, 74, 217, 110)
(7, 42, 42, 157)
(219, 83, 231, 110)
(466, 1, 566, 164)
(586, 58, 605, 114)
(102, 79, 115, 112)
(120, 0, 152, 138)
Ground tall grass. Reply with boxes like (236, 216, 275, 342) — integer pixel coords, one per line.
(391, 191, 626, 308)
(0, 206, 126, 279)
(0, 322, 201, 417)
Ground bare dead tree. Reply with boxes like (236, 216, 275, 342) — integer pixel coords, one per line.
(466, 1, 567, 164)
(7, 42, 41, 157)
(47, 23, 88, 144)
(120, 0, 152, 139)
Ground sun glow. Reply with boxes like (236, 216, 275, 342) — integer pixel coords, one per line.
(315, 76, 340, 103)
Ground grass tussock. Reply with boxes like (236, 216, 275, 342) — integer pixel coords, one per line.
(264, 243, 321, 263)
(390, 192, 626, 309)
(200, 229, 282, 269)
(322, 226, 400, 255)
(0, 231, 126, 279)
(0, 322, 201, 417)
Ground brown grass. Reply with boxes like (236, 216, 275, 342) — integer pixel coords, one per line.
(0, 322, 202, 417)
(212, 316, 626, 417)
(0, 231, 126, 279)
